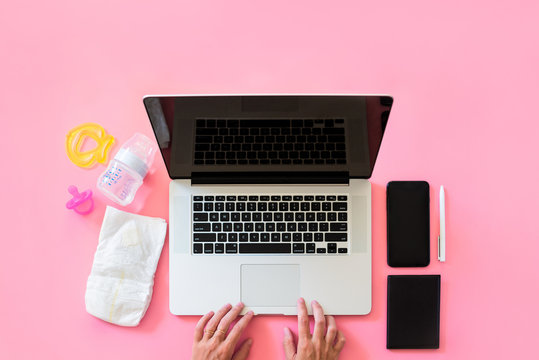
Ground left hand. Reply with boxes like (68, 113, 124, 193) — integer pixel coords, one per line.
(191, 302, 254, 360)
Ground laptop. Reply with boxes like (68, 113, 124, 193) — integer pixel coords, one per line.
(143, 95, 393, 315)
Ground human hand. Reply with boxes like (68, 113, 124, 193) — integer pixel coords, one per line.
(283, 298, 346, 360)
(192, 302, 254, 360)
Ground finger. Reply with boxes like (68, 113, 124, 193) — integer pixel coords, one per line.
(297, 298, 311, 340)
(311, 300, 327, 340)
(333, 330, 346, 353)
(204, 303, 232, 339)
(224, 311, 254, 348)
(231, 338, 253, 360)
(194, 311, 214, 342)
(282, 327, 297, 360)
(215, 302, 244, 339)
(325, 315, 337, 345)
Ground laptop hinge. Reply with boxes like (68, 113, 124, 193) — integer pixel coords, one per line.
(191, 172, 349, 185)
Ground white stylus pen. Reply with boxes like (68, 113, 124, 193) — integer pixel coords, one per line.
(438, 186, 446, 262)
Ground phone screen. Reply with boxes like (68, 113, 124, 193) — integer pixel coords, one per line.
(386, 181, 430, 267)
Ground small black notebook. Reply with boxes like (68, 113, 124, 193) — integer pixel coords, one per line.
(387, 275, 441, 349)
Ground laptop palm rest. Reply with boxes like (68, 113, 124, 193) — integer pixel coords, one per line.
(241, 264, 300, 307)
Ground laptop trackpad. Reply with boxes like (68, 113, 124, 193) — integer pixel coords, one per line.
(241, 264, 300, 307)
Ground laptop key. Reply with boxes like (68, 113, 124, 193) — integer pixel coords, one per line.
(332, 202, 347, 211)
(293, 243, 305, 253)
(317, 248, 327, 254)
(193, 243, 203, 254)
(193, 203, 203, 211)
(330, 223, 347, 231)
(193, 233, 216, 242)
(218, 233, 227, 242)
(204, 243, 213, 254)
(338, 248, 348, 254)
(220, 213, 230, 222)
(216, 244, 224, 254)
(249, 233, 259, 242)
(193, 223, 211, 232)
(226, 243, 238, 253)
(328, 243, 337, 253)
(325, 233, 348, 242)
(306, 243, 316, 253)
(239, 243, 291, 254)
(193, 213, 208, 221)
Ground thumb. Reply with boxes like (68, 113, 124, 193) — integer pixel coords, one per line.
(283, 327, 297, 360)
(232, 338, 253, 360)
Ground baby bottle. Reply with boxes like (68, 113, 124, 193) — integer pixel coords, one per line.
(97, 133, 156, 206)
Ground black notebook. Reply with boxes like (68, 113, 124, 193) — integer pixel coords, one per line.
(387, 275, 441, 349)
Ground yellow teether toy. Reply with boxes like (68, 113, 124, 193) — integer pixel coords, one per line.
(66, 123, 115, 168)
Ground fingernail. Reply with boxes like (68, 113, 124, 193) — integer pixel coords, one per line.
(283, 327, 290, 337)
(247, 310, 254, 315)
(247, 338, 253, 345)
(236, 301, 244, 307)
(312, 300, 319, 306)
(298, 298, 304, 304)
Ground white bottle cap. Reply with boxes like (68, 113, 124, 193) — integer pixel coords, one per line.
(114, 148, 149, 178)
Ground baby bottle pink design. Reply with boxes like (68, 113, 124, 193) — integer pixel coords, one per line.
(97, 133, 156, 206)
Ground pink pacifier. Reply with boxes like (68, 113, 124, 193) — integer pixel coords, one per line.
(66, 185, 94, 215)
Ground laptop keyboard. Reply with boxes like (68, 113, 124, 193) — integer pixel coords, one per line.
(192, 195, 349, 255)
(193, 119, 346, 165)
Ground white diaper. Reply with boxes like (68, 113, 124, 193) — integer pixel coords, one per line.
(85, 206, 167, 326)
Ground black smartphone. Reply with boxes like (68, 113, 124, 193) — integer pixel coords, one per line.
(387, 181, 430, 267)
(387, 275, 441, 349)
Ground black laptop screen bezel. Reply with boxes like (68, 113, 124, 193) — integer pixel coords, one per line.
(143, 95, 392, 182)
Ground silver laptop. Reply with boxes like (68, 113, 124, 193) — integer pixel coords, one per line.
(143, 95, 393, 315)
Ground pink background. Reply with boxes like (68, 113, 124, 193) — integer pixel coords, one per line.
(1, 0, 538, 359)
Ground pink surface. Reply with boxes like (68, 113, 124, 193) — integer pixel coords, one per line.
(1, 0, 538, 358)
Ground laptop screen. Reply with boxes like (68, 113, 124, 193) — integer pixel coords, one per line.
(143, 95, 392, 180)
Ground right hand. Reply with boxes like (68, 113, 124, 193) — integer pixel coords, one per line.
(283, 298, 346, 360)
